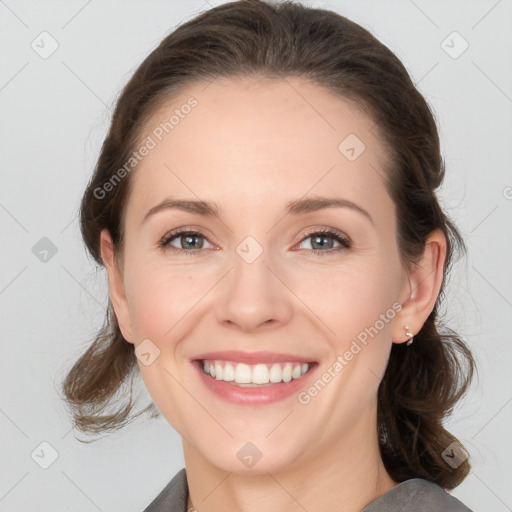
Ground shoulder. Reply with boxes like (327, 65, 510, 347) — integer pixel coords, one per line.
(140, 471, 473, 512)
(362, 478, 473, 512)
(141, 468, 188, 512)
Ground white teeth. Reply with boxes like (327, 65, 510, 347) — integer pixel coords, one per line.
(251, 364, 269, 384)
(201, 360, 310, 385)
(215, 362, 223, 380)
(269, 363, 282, 383)
(234, 363, 252, 383)
(223, 362, 235, 381)
(292, 364, 302, 379)
(282, 363, 292, 382)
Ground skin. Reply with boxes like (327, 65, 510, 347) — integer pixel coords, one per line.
(100, 76, 446, 512)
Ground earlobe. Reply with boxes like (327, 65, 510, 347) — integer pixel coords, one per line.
(99, 229, 135, 344)
(393, 229, 447, 344)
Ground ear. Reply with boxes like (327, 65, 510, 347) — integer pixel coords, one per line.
(392, 228, 447, 344)
(99, 229, 135, 344)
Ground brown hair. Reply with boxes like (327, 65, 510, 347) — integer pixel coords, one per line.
(59, 0, 476, 489)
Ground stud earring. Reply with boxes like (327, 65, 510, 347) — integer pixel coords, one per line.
(405, 326, 414, 346)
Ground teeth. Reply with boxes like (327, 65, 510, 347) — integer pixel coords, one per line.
(223, 362, 235, 381)
(269, 363, 282, 383)
(234, 363, 252, 383)
(282, 363, 292, 382)
(201, 360, 310, 385)
(215, 361, 223, 380)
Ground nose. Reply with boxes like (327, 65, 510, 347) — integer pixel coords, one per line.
(214, 245, 294, 333)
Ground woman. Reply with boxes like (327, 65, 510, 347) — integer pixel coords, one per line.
(61, 1, 476, 510)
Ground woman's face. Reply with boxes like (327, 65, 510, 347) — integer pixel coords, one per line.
(102, 77, 413, 473)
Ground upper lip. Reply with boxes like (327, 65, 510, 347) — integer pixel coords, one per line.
(192, 350, 316, 364)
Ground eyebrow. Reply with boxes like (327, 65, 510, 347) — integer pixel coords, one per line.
(142, 195, 374, 225)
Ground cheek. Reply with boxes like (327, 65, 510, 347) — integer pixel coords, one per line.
(294, 258, 400, 340)
(124, 258, 214, 341)
(300, 257, 401, 397)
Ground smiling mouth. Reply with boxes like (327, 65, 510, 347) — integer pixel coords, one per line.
(195, 359, 316, 386)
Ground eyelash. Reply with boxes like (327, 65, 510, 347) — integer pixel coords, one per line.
(157, 227, 352, 256)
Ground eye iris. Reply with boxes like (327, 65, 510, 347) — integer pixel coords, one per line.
(311, 234, 334, 250)
(182, 233, 203, 249)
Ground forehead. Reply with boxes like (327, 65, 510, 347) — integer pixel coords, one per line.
(126, 76, 392, 222)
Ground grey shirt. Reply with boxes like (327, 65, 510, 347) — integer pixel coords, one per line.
(142, 468, 473, 511)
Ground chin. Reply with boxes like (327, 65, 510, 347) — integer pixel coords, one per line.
(195, 436, 303, 475)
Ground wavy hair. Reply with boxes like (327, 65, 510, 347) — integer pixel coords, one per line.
(59, 0, 476, 490)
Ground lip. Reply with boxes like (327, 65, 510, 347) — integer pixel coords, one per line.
(191, 350, 315, 365)
(191, 358, 319, 405)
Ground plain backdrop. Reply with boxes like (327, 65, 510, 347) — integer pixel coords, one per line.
(1, 0, 511, 511)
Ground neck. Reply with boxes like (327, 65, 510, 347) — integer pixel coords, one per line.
(183, 415, 397, 512)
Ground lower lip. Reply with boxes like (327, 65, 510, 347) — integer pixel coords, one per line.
(192, 361, 318, 405)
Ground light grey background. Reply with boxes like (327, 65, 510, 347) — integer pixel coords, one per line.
(1, 0, 511, 511)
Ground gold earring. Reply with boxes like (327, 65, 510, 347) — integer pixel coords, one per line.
(405, 326, 414, 346)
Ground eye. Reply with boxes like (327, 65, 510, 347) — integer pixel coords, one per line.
(296, 228, 351, 255)
(158, 229, 214, 255)
(158, 227, 352, 256)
